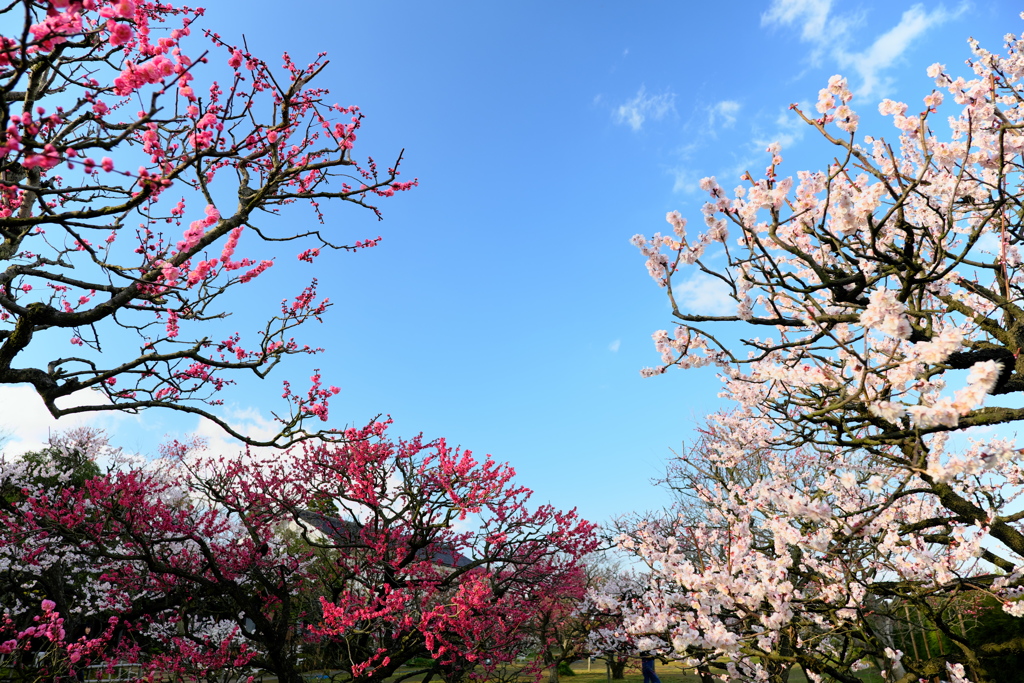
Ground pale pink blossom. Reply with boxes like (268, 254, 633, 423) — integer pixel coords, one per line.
(833, 105, 858, 133)
(868, 400, 906, 423)
(909, 326, 963, 364)
(665, 211, 686, 238)
(878, 99, 908, 117)
(907, 398, 961, 428)
(859, 289, 912, 339)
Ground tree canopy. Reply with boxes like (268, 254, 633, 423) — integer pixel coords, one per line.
(0, 0, 414, 447)
(623, 24, 1024, 683)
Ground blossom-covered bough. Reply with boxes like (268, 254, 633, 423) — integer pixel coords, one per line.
(0, 427, 598, 683)
(628, 17, 1024, 683)
(0, 0, 415, 448)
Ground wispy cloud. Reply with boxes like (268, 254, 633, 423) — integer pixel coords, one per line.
(752, 105, 809, 151)
(669, 167, 702, 194)
(708, 100, 741, 129)
(609, 339, 621, 353)
(667, 101, 805, 195)
(837, 5, 960, 96)
(672, 273, 734, 315)
(762, 1, 964, 97)
(0, 386, 129, 457)
(186, 407, 280, 465)
(762, 0, 833, 43)
(614, 86, 676, 132)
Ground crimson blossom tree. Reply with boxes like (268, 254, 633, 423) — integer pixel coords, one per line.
(0, 426, 598, 683)
(625, 19, 1024, 683)
(529, 558, 622, 683)
(0, 0, 414, 447)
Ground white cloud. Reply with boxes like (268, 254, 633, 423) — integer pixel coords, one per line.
(761, 0, 854, 66)
(614, 86, 676, 132)
(0, 381, 284, 467)
(669, 167, 702, 194)
(752, 106, 809, 151)
(609, 339, 621, 353)
(668, 103, 803, 198)
(709, 100, 741, 129)
(837, 5, 960, 97)
(186, 405, 280, 464)
(973, 230, 1001, 259)
(762, 0, 833, 43)
(0, 386, 128, 457)
(673, 273, 735, 316)
(762, 0, 963, 97)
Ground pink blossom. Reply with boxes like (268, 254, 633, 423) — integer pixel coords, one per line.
(816, 89, 835, 113)
(166, 309, 179, 338)
(239, 259, 273, 283)
(107, 21, 134, 47)
(175, 205, 220, 253)
(186, 258, 218, 286)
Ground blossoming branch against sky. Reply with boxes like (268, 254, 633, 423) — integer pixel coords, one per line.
(0, 0, 1018, 523)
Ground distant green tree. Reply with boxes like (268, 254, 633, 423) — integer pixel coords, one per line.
(9, 430, 103, 495)
(891, 593, 1024, 682)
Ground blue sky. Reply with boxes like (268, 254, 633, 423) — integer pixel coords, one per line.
(4, 0, 1022, 526)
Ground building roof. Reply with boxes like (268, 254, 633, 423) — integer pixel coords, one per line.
(295, 510, 473, 568)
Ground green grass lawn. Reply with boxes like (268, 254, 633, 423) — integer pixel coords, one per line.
(553, 660, 884, 683)
(368, 658, 885, 683)
(260, 655, 886, 683)
(557, 659, 703, 683)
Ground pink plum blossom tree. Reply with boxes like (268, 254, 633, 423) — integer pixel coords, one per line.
(629, 18, 1024, 683)
(530, 558, 626, 683)
(0, 5, 601, 683)
(0, 0, 415, 447)
(0, 427, 598, 683)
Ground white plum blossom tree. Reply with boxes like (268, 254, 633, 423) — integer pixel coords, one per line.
(627, 16, 1024, 683)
